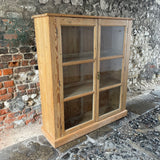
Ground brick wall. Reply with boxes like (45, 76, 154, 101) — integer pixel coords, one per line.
(0, 18, 41, 131)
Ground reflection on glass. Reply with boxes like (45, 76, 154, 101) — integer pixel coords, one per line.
(101, 26, 124, 57)
(63, 63, 93, 99)
(61, 26, 94, 62)
(99, 87, 120, 116)
(64, 95, 93, 130)
(100, 58, 122, 88)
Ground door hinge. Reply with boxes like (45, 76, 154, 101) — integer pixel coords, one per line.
(97, 72, 100, 80)
(56, 27, 58, 37)
(59, 80, 61, 86)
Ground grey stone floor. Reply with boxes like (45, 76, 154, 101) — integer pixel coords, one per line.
(0, 90, 160, 160)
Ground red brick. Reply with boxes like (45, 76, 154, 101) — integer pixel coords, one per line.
(30, 59, 37, 65)
(3, 69, 13, 75)
(18, 114, 27, 120)
(15, 67, 31, 73)
(0, 115, 7, 122)
(0, 89, 7, 95)
(4, 80, 14, 88)
(0, 108, 9, 115)
(7, 112, 19, 118)
(0, 70, 2, 76)
(8, 61, 19, 67)
(18, 84, 29, 91)
(0, 83, 3, 89)
(27, 89, 38, 94)
(0, 93, 12, 101)
(22, 60, 28, 66)
(8, 87, 15, 93)
(4, 117, 16, 124)
(13, 54, 23, 60)
(25, 119, 32, 125)
(4, 34, 17, 40)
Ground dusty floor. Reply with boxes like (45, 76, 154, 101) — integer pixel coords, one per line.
(0, 89, 160, 159)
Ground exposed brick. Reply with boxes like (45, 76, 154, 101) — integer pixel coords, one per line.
(8, 87, 15, 93)
(0, 115, 7, 122)
(9, 48, 18, 53)
(22, 60, 28, 66)
(4, 117, 16, 124)
(4, 34, 17, 40)
(30, 83, 36, 88)
(0, 76, 9, 82)
(0, 70, 2, 76)
(0, 93, 12, 101)
(13, 54, 23, 60)
(14, 91, 26, 97)
(18, 114, 27, 120)
(0, 108, 9, 115)
(18, 84, 29, 90)
(4, 80, 14, 88)
(8, 61, 19, 67)
(3, 68, 13, 75)
(25, 119, 32, 125)
(7, 112, 19, 118)
(15, 67, 31, 73)
(1, 55, 12, 62)
(24, 53, 33, 59)
(20, 47, 30, 53)
(27, 88, 39, 94)
(30, 59, 37, 65)
(0, 89, 7, 95)
(0, 63, 8, 69)
(0, 48, 8, 54)
(0, 82, 3, 89)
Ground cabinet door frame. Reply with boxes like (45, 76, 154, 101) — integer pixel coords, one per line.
(56, 17, 98, 136)
(97, 19, 128, 121)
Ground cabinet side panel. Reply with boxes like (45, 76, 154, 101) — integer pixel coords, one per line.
(34, 17, 55, 140)
(122, 20, 132, 109)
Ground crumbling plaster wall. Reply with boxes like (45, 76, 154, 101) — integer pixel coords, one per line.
(0, 0, 160, 130)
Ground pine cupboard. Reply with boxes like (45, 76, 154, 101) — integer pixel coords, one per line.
(32, 13, 132, 148)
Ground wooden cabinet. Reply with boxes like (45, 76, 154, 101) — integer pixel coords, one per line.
(33, 13, 132, 148)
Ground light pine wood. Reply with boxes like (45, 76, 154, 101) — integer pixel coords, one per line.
(122, 21, 132, 110)
(54, 110, 127, 147)
(33, 13, 132, 148)
(100, 55, 123, 61)
(32, 13, 132, 20)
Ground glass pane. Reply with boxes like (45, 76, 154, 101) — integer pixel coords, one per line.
(63, 63, 93, 99)
(101, 26, 124, 57)
(64, 94, 93, 130)
(100, 58, 122, 88)
(61, 26, 94, 62)
(99, 87, 120, 116)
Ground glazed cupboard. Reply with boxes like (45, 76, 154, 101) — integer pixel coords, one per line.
(33, 13, 132, 147)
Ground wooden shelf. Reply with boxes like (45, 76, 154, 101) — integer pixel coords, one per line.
(63, 59, 94, 66)
(64, 82, 93, 101)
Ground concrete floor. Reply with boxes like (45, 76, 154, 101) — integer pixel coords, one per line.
(0, 89, 160, 159)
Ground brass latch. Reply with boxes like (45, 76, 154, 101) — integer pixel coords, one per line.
(97, 72, 100, 80)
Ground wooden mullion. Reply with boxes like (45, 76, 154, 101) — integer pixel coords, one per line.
(62, 59, 95, 66)
(64, 91, 94, 102)
(100, 55, 123, 61)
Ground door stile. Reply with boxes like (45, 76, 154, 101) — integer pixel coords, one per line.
(96, 19, 101, 121)
(122, 20, 132, 110)
(93, 20, 98, 122)
(56, 18, 65, 136)
(119, 24, 128, 111)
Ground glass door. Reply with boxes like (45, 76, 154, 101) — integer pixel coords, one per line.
(98, 20, 127, 119)
(57, 18, 97, 132)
